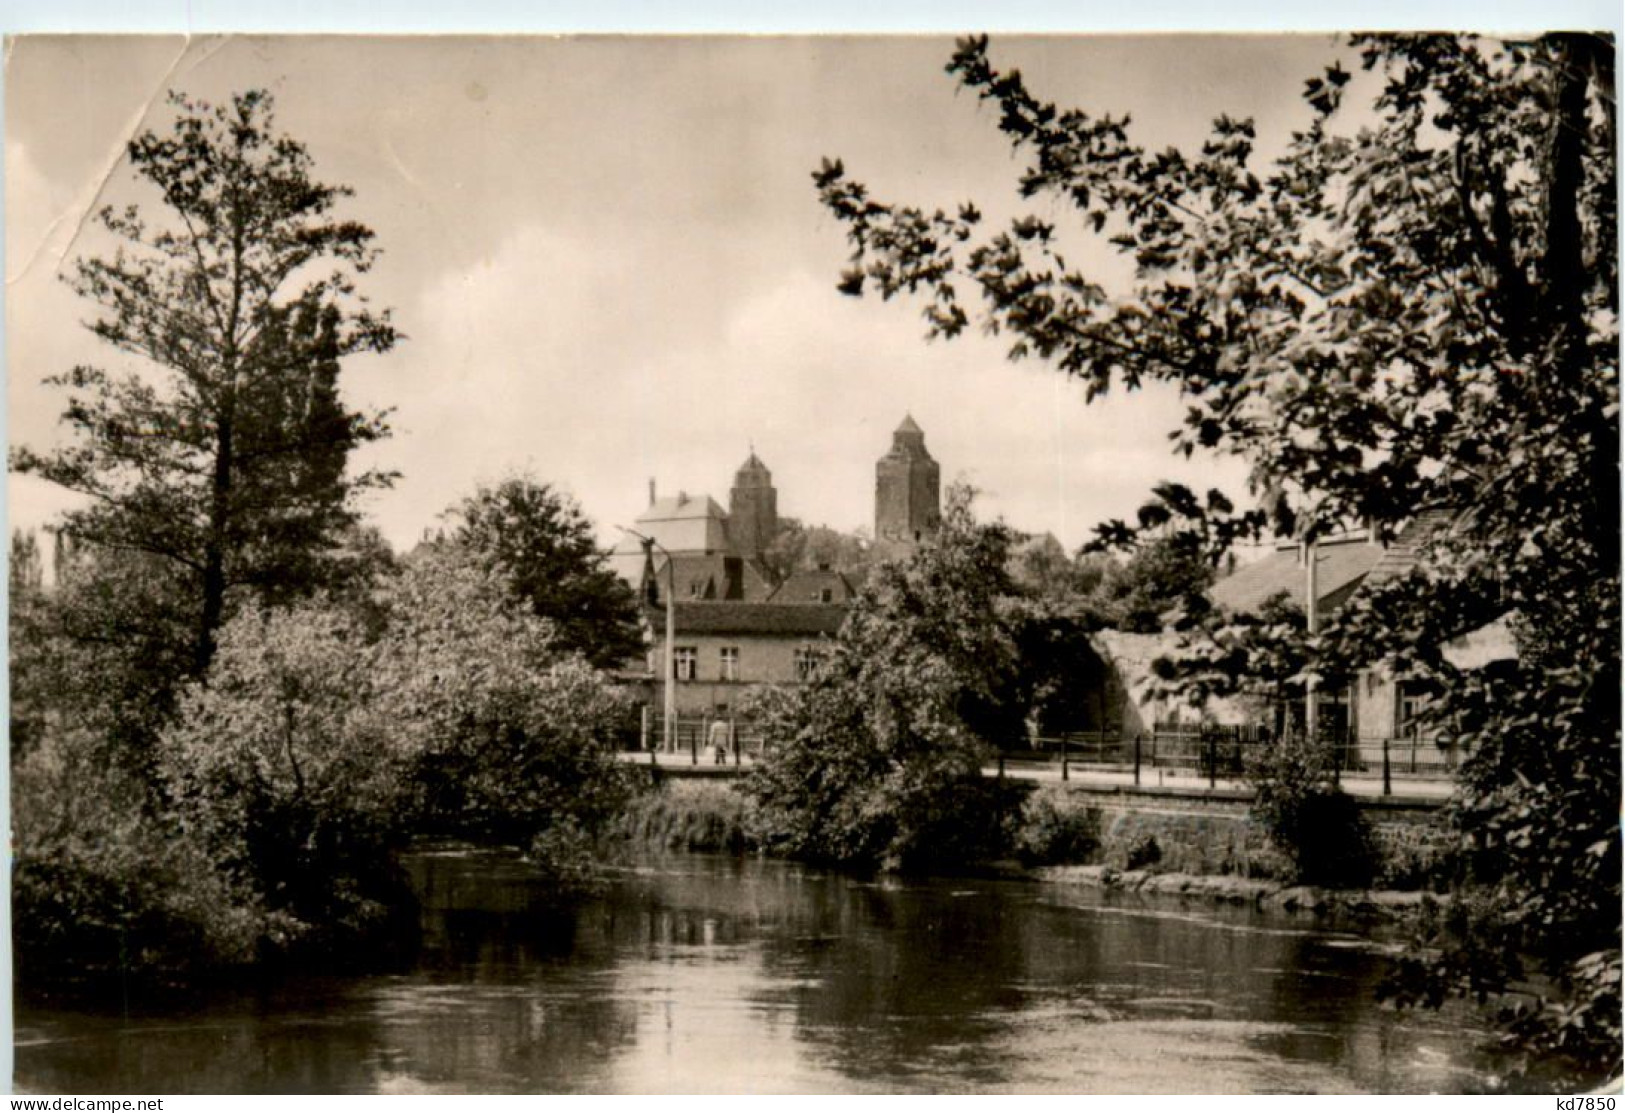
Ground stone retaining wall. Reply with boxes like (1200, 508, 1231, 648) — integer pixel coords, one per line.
(1053, 782, 1448, 888)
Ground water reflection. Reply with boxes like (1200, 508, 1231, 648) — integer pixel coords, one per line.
(15, 850, 1502, 1093)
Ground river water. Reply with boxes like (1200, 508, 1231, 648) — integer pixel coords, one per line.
(15, 848, 1506, 1094)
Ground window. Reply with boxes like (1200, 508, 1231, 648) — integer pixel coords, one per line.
(794, 645, 824, 682)
(719, 646, 739, 681)
(1397, 685, 1428, 741)
(818, 587, 834, 603)
(674, 647, 698, 681)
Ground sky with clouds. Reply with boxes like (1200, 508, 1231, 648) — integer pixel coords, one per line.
(7, 32, 1401, 554)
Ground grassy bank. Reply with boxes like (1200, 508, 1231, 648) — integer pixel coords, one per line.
(609, 780, 758, 853)
(609, 779, 1450, 897)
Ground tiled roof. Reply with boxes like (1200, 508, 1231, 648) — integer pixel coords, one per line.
(650, 601, 850, 637)
(767, 567, 858, 604)
(1210, 537, 1385, 616)
(648, 553, 774, 603)
(1363, 510, 1456, 585)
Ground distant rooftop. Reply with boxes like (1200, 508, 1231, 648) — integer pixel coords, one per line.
(1209, 536, 1384, 616)
(637, 493, 727, 522)
(650, 601, 850, 637)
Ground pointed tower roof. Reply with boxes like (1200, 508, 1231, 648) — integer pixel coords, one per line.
(885, 413, 933, 460)
(734, 447, 772, 485)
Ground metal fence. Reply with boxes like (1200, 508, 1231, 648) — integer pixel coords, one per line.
(1018, 726, 1465, 793)
(614, 718, 1465, 792)
(613, 716, 769, 766)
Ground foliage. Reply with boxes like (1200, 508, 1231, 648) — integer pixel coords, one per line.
(1010, 612, 1109, 735)
(1147, 591, 1311, 731)
(1246, 733, 1376, 888)
(443, 476, 642, 669)
(610, 780, 758, 853)
(1123, 833, 1163, 873)
(1090, 532, 1217, 633)
(374, 547, 636, 860)
(148, 546, 636, 960)
(760, 517, 875, 586)
(12, 726, 271, 985)
(9, 530, 51, 759)
(1007, 532, 1116, 619)
(746, 488, 1028, 870)
(815, 33, 1617, 1082)
(11, 89, 398, 677)
(13, 540, 200, 777)
(1012, 786, 1100, 866)
(161, 601, 405, 945)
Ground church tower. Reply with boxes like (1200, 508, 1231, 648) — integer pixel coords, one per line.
(875, 415, 941, 560)
(728, 448, 778, 559)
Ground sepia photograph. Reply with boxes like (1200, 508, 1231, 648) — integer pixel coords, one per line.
(5, 23, 1620, 1096)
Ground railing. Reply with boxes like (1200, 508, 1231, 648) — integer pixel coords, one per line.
(1018, 728, 1464, 795)
(612, 717, 770, 766)
(614, 719, 1464, 794)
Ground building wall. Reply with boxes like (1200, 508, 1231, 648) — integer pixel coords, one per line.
(875, 452, 941, 558)
(642, 630, 825, 715)
(637, 511, 730, 554)
(728, 484, 777, 558)
(1355, 669, 1398, 747)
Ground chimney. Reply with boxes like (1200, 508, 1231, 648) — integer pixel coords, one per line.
(648, 478, 656, 507)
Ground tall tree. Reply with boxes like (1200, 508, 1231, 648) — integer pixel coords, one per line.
(12, 90, 398, 675)
(815, 34, 1617, 1083)
(746, 487, 1027, 870)
(443, 477, 642, 669)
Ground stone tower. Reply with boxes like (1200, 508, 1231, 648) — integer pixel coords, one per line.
(874, 415, 941, 560)
(728, 449, 778, 559)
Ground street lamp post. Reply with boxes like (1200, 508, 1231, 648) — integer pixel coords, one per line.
(1304, 537, 1319, 748)
(619, 526, 676, 759)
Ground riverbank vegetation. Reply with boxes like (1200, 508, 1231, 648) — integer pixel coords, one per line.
(743, 488, 1074, 872)
(9, 92, 638, 993)
(814, 33, 1618, 1085)
(612, 775, 1452, 899)
(610, 780, 758, 853)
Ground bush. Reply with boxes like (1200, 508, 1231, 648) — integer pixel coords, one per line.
(526, 817, 602, 891)
(1247, 734, 1376, 888)
(1013, 786, 1100, 866)
(886, 775, 1025, 872)
(1125, 832, 1164, 871)
(610, 780, 757, 853)
(13, 730, 271, 986)
(744, 490, 1030, 872)
(376, 549, 636, 857)
(161, 603, 408, 948)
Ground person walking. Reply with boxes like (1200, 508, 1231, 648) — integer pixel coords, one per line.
(709, 714, 731, 765)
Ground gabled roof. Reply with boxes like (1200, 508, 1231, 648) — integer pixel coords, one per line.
(651, 601, 850, 637)
(767, 567, 859, 604)
(1210, 536, 1384, 617)
(646, 553, 773, 603)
